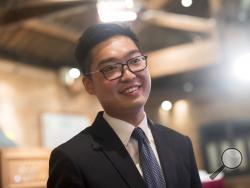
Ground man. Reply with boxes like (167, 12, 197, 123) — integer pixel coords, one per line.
(47, 23, 202, 188)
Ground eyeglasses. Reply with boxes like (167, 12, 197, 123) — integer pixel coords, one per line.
(86, 55, 148, 81)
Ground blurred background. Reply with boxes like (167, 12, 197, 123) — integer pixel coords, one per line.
(0, 0, 250, 188)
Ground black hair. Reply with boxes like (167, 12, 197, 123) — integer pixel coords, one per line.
(75, 23, 140, 75)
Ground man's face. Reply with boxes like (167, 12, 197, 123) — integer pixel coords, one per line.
(83, 35, 151, 116)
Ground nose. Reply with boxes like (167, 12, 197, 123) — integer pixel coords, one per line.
(120, 65, 136, 81)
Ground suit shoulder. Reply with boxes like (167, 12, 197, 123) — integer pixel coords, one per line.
(153, 122, 189, 142)
(152, 122, 193, 158)
(53, 126, 93, 156)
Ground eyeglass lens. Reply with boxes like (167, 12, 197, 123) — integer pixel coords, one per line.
(103, 56, 147, 80)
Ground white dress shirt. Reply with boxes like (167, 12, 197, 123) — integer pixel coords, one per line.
(103, 112, 163, 176)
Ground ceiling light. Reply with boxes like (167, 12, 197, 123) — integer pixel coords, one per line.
(59, 67, 81, 86)
(68, 68, 81, 79)
(161, 100, 172, 111)
(97, 0, 137, 22)
(98, 11, 137, 23)
(181, 0, 193, 7)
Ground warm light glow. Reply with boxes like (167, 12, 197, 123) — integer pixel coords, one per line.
(161, 100, 172, 111)
(68, 68, 80, 79)
(172, 99, 190, 127)
(97, 0, 137, 22)
(231, 53, 250, 82)
(173, 100, 189, 114)
(181, 0, 193, 7)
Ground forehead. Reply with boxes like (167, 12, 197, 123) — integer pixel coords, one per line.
(90, 35, 140, 67)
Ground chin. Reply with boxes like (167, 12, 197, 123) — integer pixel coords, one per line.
(123, 100, 146, 111)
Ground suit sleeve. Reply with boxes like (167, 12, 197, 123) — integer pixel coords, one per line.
(47, 148, 86, 188)
(186, 137, 202, 188)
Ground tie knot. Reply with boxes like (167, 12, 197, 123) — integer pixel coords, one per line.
(131, 127, 149, 143)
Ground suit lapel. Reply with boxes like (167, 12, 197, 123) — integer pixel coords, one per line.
(148, 119, 176, 188)
(88, 112, 146, 188)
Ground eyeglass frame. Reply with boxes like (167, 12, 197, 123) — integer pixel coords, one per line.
(85, 55, 148, 81)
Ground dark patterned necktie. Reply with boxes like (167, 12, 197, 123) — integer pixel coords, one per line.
(131, 127, 166, 188)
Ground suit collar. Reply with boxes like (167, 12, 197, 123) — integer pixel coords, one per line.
(88, 112, 146, 188)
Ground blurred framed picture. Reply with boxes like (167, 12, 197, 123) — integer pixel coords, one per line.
(41, 113, 90, 149)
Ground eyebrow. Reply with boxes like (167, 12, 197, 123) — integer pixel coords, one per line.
(98, 49, 141, 67)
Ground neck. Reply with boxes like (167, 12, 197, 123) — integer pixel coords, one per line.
(105, 108, 145, 126)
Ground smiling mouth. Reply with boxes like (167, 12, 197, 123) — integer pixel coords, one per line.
(122, 85, 141, 94)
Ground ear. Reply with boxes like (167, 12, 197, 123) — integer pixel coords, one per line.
(82, 77, 96, 95)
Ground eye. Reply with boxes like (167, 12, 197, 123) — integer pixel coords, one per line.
(102, 64, 119, 72)
(130, 56, 144, 65)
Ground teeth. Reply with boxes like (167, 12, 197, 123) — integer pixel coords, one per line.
(124, 86, 139, 93)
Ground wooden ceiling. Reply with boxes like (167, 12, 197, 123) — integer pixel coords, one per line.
(0, 0, 97, 68)
(0, 0, 246, 80)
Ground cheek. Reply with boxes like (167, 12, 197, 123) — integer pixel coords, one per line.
(147, 75, 151, 89)
(95, 82, 117, 97)
(142, 73, 151, 97)
(141, 71, 151, 87)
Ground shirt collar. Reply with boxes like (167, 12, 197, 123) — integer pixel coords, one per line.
(103, 111, 150, 146)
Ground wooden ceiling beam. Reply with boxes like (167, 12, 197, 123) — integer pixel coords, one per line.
(23, 20, 78, 43)
(3, 0, 90, 8)
(147, 39, 219, 78)
(0, 0, 94, 25)
(142, 0, 172, 9)
(41, 5, 89, 21)
(141, 10, 216, 33)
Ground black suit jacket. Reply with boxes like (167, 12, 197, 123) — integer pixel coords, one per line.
(47, 111, 202, 188)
